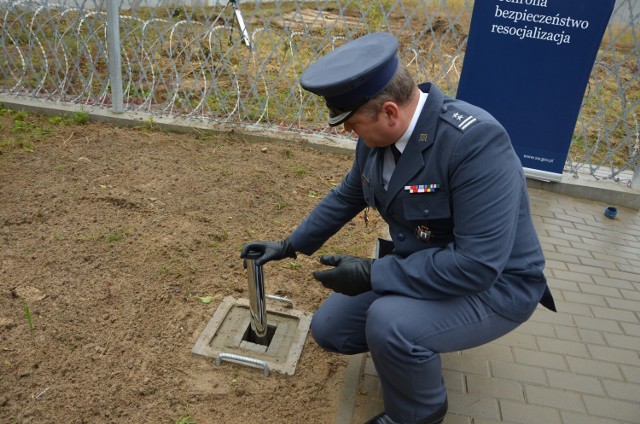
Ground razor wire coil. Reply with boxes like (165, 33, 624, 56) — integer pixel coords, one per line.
(0, 0, 638, 182)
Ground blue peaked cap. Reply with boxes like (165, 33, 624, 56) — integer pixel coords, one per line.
(300, 33, 399, 126)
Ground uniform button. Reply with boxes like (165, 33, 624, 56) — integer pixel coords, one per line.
(424, 209, 429, 215)
(441, 105, 448, 113)
(398, 233, 405, 241)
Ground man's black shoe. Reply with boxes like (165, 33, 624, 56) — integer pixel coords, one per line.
(364, 398, 448, 424)
(364, 413, 401, 424)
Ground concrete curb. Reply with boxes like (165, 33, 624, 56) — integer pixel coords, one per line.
(336, 354, 365, 424)
(0, 96, 357, 155)
(527, 175, 640, 211)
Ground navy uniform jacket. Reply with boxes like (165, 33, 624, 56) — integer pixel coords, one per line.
(289, 83, 555, 322)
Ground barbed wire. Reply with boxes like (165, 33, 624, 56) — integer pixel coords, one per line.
(0, 0, 638, 181)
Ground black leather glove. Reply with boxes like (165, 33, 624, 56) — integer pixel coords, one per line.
(312, 255, 373, 296)
(240, 237, 297, 266)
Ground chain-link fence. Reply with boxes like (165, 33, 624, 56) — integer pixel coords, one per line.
(1, 0, 638, 183)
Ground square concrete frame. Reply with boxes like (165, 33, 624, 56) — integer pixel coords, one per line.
(192, 296, 312, 376)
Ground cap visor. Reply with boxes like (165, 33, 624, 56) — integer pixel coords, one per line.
(328, 109, 354, 127)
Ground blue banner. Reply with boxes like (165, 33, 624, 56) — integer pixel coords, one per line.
(456, 0, 615, 181)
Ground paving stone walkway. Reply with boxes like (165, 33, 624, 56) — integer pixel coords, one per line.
(337, 187, 640, 424)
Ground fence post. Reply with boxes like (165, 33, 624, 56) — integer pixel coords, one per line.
(106, 1, 124, 113)
(631, 162, 640, 191)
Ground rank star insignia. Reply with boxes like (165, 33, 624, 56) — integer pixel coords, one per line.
(419, 133, 428, 142)
(452, 112, 465, 121)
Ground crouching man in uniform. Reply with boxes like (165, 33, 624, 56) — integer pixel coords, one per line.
(241, 33, 555, 424)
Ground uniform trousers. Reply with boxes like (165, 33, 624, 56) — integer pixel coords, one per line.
(310, 291, 527, 424)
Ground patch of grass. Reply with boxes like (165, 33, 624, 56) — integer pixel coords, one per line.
(47, 111, 88, 126)
(48, 116, 67, 125)
(12, 119, 35, 132)
(282, 261, 301, 270)
(157, 266, 184, 278)
(13, 111, 29, 122)
(175, 415, 196, 424)
(0, 108, 59, 154)
(282, 148, 293, 158)
(20, 298, 34, 332)
(207, 233, 228, 250)
(71, 111, 89, 125)
(141, 116, 159, 131)
(274, 200, 288, 210)
(78, 231, 103, 242)
(290, 164, 308, 176)
(210, 230, 228, 242)
(604, 23, 636, 52)
(17, 140, 34, 152)
(106, 228, 127, 243)
(572, 50, 638, 169)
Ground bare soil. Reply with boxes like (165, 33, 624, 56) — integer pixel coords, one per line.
(0, 113, 385, 423)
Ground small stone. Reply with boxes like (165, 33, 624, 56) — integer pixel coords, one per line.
(0, 317, 15, 329)
(12, 286, 47, 302)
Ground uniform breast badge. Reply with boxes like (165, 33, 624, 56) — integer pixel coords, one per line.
(416, 225, 432, 242)
(404, 184, 441, 194)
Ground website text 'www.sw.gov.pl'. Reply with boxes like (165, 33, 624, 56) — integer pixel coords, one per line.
(524, 154, 555, 164)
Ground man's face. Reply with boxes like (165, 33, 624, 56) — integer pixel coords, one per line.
(342, 106, 395, 149)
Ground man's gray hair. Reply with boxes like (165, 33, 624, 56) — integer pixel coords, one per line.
(359, 62, 416, 117)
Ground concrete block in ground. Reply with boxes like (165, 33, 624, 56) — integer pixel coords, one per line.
(192, 296, 311, 376)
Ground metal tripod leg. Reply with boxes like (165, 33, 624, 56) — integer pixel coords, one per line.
(229, 0, 251, 50)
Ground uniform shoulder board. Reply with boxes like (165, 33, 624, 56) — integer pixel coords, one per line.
(441, 105, 479, 132)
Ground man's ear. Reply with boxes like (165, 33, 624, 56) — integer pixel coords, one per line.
(381, 101, 400, 126)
